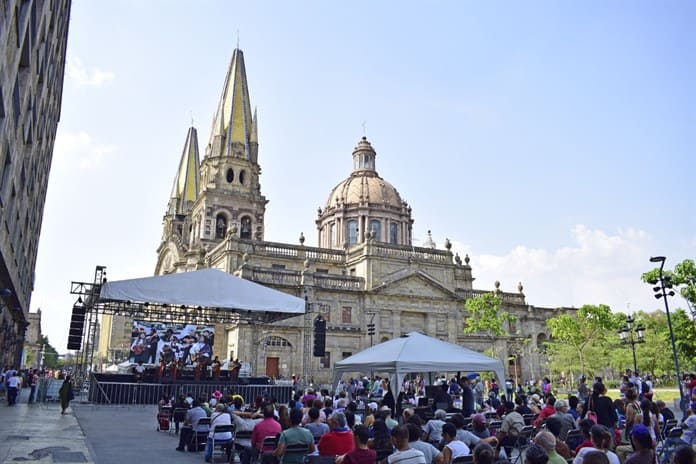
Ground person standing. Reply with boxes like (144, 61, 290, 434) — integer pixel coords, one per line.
(7, 370, 22, 405)
(58, 375, 74, 414)
(28, 370, 39, 403)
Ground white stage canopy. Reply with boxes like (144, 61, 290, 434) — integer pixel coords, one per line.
(333, 331, 505, 395)
(99, 268, 305, 315)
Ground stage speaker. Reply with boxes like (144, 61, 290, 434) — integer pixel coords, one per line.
(67, 304, 86, 350)
(313, 316, 326, 357)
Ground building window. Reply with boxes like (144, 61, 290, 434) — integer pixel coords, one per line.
(369, 219, 381, 241)
(329, 223, 336, 247)
(265, 336, 291, 347)
(240, 216, 252, 239)
(318, 303, 331, 322)
(239, 170, 246, 185)
(215, 213, 227, 239)
(342, 352, 352, 359)
(316, 268, 328, 274)
(271, 264, 286, 270)
(347, 220, 358, 245)
(320, 352, 331, 369)
(342, 306, 352, 324)
(226, 168, 234, 183)
(390, 223, 398, 244)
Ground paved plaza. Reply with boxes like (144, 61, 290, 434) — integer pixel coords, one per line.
(0, 389, 211, 463)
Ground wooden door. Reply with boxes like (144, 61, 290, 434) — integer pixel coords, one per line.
(265, 357, 279, 378)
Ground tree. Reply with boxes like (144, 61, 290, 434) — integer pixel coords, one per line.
(463, 293, 516, 337)
(463, 293, 516, 359)
(546, 304, 616, 375)
(41, 335, 60, 369)
(643, 258, 696, 310)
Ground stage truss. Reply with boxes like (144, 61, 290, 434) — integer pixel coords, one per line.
(69, 265, 307, 384)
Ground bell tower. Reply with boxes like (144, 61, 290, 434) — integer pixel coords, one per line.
(192, 47, 267, 245)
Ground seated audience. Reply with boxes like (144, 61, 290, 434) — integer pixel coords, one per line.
(407, 423, 443, 464)
(272, 408, 315, 464)
(533, 431, 566, 464)
(337, 425, 377, 464)
(441, 423, 469, 464)
(305, 407, 330, 439)
(318, 412, 354, 456)
(572, 425, 619, 464)
(204, 403, 233, 462)
(423, 410, 447, 444)
(388, 425, 426, 464)
(176, 399, 209, 452)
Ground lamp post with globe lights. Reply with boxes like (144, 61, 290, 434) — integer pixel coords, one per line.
(650, 256, 686, 414)
(618, 314, 645, 374)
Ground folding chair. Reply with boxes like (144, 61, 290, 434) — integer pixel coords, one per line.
(173, 407, 188, 434)
(233, 429, 253, 464)
(254, 436, 279, 464)
(509, 425, 535, 464)
(210, 424, 235, 464)
(565, 429, 583, 451)
(658, 426, 683, 464)
(193, 417, 212, 452)
(304, 456, 336, 464)
(282, 443, 311, 464)
(488, 420, 503, 437)
(522, 414, 537, 426)
(453, 456, 474, 464)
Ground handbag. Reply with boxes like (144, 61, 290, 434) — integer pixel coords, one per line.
(586, 411, 598, 424)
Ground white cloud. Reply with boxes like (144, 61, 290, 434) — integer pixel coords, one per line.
(66, 57, 115, 87)
(53, 130, 116, 169)
(450, 225, 658, 313)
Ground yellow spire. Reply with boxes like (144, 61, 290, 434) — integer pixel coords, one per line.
(209, 48, 254, 159)
(169, 127, 201, 214)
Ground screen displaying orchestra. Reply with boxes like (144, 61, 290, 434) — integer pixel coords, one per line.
(128, 321, 242, 382)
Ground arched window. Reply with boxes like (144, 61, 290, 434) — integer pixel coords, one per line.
(369, 220, 381, 241)
(265, 336, 291, 348)
(215, 213, 227, 239)
(347, 220, 358, 246)
(329, 223, 336, 247)
(390, 223, 399, 244)
(240, 216, 252, 239)
(239, 170, 246, 185)
(226, 168, 234, 183)
(536, 333, 548, 353)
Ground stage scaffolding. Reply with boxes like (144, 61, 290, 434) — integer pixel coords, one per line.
(69, 265, 306, 386)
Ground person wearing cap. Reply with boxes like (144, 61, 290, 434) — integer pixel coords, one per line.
(533, 431, 566, 464)
(381, 406, 398, 429)
(623, 424, 655, 464)
(318, 412, 354, 456)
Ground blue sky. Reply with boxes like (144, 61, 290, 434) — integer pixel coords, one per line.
(32, 1, 695, 352)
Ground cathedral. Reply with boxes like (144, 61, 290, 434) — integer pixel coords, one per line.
(150, 47, 572, 384)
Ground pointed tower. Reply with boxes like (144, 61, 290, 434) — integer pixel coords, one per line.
(156, 126, 201, 274)
(195, 48, 267, 244)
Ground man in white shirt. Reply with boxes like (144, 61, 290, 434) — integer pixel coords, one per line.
(7, 371, 22, 406)
(388, 425, 426, 464)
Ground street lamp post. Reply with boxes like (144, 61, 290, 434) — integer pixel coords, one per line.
(618, 314, 645, 373)
(650, 256, 687, 415)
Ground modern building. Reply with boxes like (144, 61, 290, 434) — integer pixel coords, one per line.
(105, 46, 575, 383)
(0, 0, 72, 367)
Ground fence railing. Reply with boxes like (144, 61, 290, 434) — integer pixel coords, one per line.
(85, 381, 294, 405)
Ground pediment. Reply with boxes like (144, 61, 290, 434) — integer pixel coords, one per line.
(372, 270, 456, 299)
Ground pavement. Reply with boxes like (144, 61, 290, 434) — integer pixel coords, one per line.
(0, 388, 225, 464)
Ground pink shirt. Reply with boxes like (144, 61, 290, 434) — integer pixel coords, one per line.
(252, 418, 282, 451)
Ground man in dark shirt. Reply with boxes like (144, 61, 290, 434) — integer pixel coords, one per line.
(656, 400, 676, 421)
(460, 377, 475, 417)
(337, 425, 376, 464)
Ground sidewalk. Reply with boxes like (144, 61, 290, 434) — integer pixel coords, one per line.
(0, 388, 94, 463)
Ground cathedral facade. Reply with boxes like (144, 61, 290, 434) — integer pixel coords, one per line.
(152, 47, 571, 384)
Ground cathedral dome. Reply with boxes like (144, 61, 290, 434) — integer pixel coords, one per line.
(324, 137, 405, 210)
(325, 172, 404, 210)
(316, 137, 413, 249)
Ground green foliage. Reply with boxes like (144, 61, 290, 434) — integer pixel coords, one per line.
(546, 304, 616, 375)
(463, 293, 516, 337)
(41, 335, 60, 369)
(643, 258, 696, 307)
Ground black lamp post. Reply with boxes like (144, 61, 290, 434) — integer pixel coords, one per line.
(618, 314, 645, 373)
(650, 256, 686, 414)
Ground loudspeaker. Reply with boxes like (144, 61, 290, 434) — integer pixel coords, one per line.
(313, 317, 326, 357)
(66, 304, 86, 351)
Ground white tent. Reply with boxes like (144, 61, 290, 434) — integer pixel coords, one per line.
(99, 268, 305, 315)
(333, 332, 505, 396)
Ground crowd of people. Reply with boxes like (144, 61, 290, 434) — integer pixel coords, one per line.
(153, 371, 696, 464)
